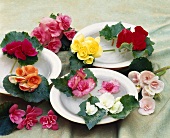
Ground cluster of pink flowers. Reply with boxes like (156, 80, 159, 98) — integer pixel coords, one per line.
(31, 13, 76, 53)
(9, 104, 58, 130)
(128, 70, 164, 115)
(68, 69, 96, 97)
(2, 39, 38, 60)
(98, 79, 120, 94)
(116, 26, 148, 51)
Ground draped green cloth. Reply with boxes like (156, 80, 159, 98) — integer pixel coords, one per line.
(1, 0, 170, 137)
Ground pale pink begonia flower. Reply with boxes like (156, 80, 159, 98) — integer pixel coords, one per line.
(141, 87, 154, 98)
(138, 96, 155, 115)
(98, 79, 120, 94)
(56, 13, 72, 30)
(39, 110, 59, 130)
(64, 29, 76, 40)
(9, 104, 25, 124)
(140, 71, 155, 88)
(128, 71, 140, 86)
(72, 78, 96, 97)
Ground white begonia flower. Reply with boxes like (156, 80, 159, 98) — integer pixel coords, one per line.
(86, 102, 98, 116)
(109, 97, 124, 114)
(95, 93, 115, 111)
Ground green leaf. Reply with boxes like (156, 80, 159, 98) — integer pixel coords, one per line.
(0, 31, 43, 66)
(78, 96, 106, 130)
(83, 68, 97, 85)
(60, 35, 72, 51)
(132, 50, 147, 58)
(119, 43, 132, 51)
(99, 22, 125, 40)
(0, 102, 17, 136)
(129, 57, 153, 72)
(3, 75, 50, 103)
(50, 13, 57, 19)
(155, 70, 166, 77)
(51, 76, 73, 97)
(110, 95, 139, 119)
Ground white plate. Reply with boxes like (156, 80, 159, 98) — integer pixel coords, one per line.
(73, 22, 135, 69)
(50, 68, 138, 125)
(0, 48, 62, 95)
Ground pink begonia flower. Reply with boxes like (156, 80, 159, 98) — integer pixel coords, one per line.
(9, 104, 25, 124)
(140, 71, 155, 88)
(76, 68, 86, 79)
(56, 13, 72, 30)
(45, 38, 62, 53)
(39, 110, 59, 130)
(72, 78, 96, 97)
(128, 71, 141, 86)
(26, 105, 43, 116)
(138, 96, 155, 115)
(22, 39, 38, 57)
(141, 87, 154, 98)
(64, 29, 76, 40)
(148, 76, 164, 94)
(17, 113, 38, 130)
(31, 26, 51, 45)
(68, 75, 82, 90)
(46, 21, 62, 37)
(98, 79, 120, 94)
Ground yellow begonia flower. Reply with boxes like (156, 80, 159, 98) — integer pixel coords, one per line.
(84, 56, 94, 64)
(77, 45, 89, 60)
(95, 36, 100, 44)
(93, 45, 103, 58)
(75, 34, 85, 42)
(70, 40, 81, 53)
(86, 40, 99, 55)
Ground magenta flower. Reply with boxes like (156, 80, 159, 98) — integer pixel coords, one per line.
(39, 110, 59, 130)
(98, 79, 120, 94)
(64, 29, 76, 40)
(76, 68, 86, 79)
(17, 113, 38, 130)
(72, 78, 96, 97)
(45, 38, 62, 53)
(26, 105, 43, 116)
(68, 75, 82, 90)
(9, 104, 25, 124)
(56, 13, 72, 30)
(138, 96, 155, 115)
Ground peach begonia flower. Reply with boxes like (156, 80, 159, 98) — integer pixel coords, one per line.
(138, 96, 155, 115)
(22, 65, 38, 76)
(25, 73, 42, 88)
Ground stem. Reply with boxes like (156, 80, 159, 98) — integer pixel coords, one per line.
(103, 49, 115, 52)
(111, 39, 114, 46)
(10, 59, 17, 74)
(154, 66, 170, 74)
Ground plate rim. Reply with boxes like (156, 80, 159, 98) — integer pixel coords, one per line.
(50, 68, 138, 125)
(73, 22, 135, 68)
(0, 48, 62, 95)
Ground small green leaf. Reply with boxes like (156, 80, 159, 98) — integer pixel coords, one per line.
(99, 22, 125, 40)
(50, 13, 57, 19)
(110, 95, 139, 119)
(156, 70, 166, 77)
(78, 96, 106, 130)
(51, 76, 73, 97)
(83, 68, 97, 85)
(0, 102, 17, 136)
(132, 50, 147, 58)
(3, 75, 50, 103)
(119, 43, 132, 51)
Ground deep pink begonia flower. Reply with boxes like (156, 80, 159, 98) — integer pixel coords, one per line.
(9, 104, 25, 124)
(39, 110, 59, 130)
(22, 39, 38, 57)
(26, 105, 43, 116)
(72, 78, 96, 97)
(56, 13, 72, 30)
(76, 68, 86, 79)
(98, 79, 120, 94)
(17, 113, 38, 130)
(68, 75, 82, 90)
(64, 29, 76, 40)
(45, 38, 62, 53)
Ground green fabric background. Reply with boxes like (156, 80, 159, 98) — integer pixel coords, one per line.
(1, 0, 170, 137)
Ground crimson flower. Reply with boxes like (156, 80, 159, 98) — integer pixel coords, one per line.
(9, 104, 25, 124)
(39, 110, 59, 130)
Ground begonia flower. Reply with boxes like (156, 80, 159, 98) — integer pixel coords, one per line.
(85, 102, 98, 115)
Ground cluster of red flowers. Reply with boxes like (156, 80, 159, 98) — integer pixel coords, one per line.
(31, 13, 76, 53)
(116, 26, 148, 51)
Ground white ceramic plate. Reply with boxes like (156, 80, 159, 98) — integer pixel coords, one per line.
(0, 48, 62, 95)
(73, 22, 136, 68)
(50, 68, 138, 125)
